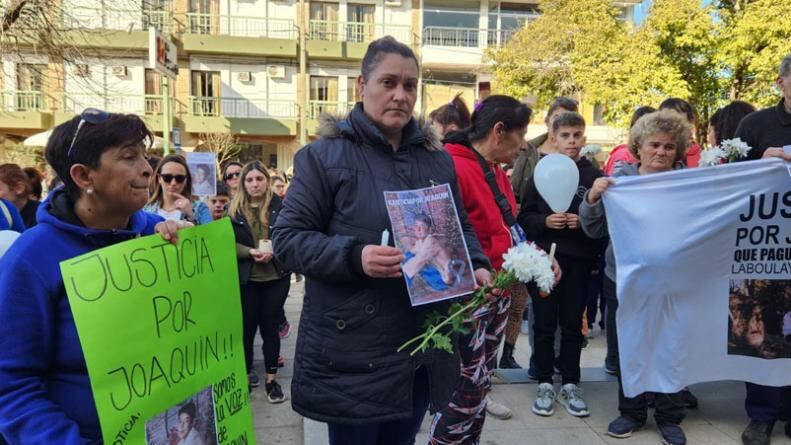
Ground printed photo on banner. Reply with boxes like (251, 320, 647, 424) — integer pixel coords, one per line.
(187, 152, 217, 197)
(728, 279, 791, 360)
(384, 184, 475, 306)
(145, 385, 218, 445)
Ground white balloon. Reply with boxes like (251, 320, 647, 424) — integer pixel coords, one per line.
(0, 230, 20, 259)
(534, 154, 580, 213)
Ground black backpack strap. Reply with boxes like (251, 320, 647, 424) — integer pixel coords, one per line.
(466, 145, 518, 228)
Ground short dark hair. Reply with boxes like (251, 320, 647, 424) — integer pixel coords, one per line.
(23, 167, 43, 200)
(214, 181, 230, 197)
(429, 93, 472, 132)
(545, 96, 579, 124)
(460, 95, 532, 143)
(630, 106, 657, 129)
(45, 113, 153, 200)
(659, 98, 697, 124)
(178, 401, 197, 420)
(0, 163, 30, 197)
(552, 112, 586, 133)
(709, 101, 756, 146)
(361, 36, 419, 82)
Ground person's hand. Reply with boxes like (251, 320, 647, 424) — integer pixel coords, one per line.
(550, 256, 562, 285)
(362, 245, 404, 278)
(474, 268, 503, 303)
(761, 147, 791, 161)
(170, 193, 194, 219)
(545, 213, 568, 229)
(587, 177, 614, 204)
(249, 248, 274, 263)
(155, 220, 193, 245)
(565, 213, 580, 230)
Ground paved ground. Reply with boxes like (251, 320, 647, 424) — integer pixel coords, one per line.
(251, 279, 791, 445)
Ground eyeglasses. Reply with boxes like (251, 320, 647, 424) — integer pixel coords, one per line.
(67, 108, 110, 162)
(224, 172, 241, 180)
(159, 174, 187, 184)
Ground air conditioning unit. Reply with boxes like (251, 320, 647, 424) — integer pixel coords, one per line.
(266, 65, 286, 79)
(112, 66, 128, 77)
(237, 71, 253, 82)
(75, 64, 90, 77)
(384, 0, 402, 6)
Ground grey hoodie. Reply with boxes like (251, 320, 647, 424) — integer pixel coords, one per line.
(578, 163, 640, 282)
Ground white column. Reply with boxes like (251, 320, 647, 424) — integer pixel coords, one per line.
(479, 0, 488, 48)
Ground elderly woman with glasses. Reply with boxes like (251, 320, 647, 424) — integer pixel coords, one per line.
(144, 154, 212, 225)
(0, 109, 189, 444)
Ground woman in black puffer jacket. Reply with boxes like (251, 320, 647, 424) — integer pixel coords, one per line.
(272, 37, 490, 444)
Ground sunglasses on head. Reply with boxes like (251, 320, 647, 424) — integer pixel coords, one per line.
(67, 108, 111, 162)
(224, 172, 241, 180)
(160, 174, 187, 184)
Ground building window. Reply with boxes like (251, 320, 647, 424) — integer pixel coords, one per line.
(143, 0, 170, 33)
(309, 2, 339, 40)
(347, 77, 361, 103)
(347, 4, 374, 42)
(191, 70, 221, 116)
(188, 0, 218, 34)
(15, 64, 46, 111)
(144, 69, 163, 114)
(310, 76, 339, 118)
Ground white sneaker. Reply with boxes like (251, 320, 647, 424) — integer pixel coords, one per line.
(557, 383, 589, 417)
(485, 395, 512, 420)
(532, 382, 556, 416)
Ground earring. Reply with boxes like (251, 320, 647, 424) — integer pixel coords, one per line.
(86, 188, 94, 195)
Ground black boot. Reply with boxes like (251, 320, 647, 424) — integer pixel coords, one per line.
(498, 343, 522, 369)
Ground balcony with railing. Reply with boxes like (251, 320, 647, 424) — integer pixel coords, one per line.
(0, 91, 54, 129)
(182, 13, 297, 57)
(308, 101, 354, 120)
(308, 21, 413, 45)
(422, 27, 518, 48)
(62, 7, 173, 34)
(185, 97, 298, 135)
(54, 93, 176, 128)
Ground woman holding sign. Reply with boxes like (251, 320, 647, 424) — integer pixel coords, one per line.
(579, 110, 691, 445)
(145, 155, 212, 225)
(230, 161, 290, 404)
(0, 110, 188, 444)
(272, 36, 490, 444)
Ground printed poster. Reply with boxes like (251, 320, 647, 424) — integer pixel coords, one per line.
(603, 159, 791, 397)
(187, 152, 217, 197)
(384, 184, 476, 306)
(60, 220, 253, 445)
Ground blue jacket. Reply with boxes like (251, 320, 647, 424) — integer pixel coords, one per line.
(0, 189, 162, 445)
(0, 198, 25, 232)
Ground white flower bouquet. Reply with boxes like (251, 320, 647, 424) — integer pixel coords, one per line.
(398, 242, 555, 355)
(699, 138, 752, 166)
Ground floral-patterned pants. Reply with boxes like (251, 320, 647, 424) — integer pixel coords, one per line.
(428, 289, 512, 445)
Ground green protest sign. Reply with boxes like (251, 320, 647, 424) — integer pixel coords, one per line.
(60, 219, 253, 445)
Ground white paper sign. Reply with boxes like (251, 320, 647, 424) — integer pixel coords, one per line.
(603, 159, 791, 397)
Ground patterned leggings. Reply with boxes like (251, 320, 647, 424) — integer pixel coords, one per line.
(428, 289, 512, 445)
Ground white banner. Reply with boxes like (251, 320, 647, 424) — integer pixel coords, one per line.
(604, 159, 791, 397)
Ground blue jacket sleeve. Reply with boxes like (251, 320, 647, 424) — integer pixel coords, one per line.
(192, 201, 212, 225)
(0, 252, 93, 444)
(272, 146, 366, 282)
(0, 199, 25, 233)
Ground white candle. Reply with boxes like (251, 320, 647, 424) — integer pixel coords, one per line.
(380, 229, 390, 246)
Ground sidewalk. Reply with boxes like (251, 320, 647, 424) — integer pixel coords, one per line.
(251, 280, 791, 445)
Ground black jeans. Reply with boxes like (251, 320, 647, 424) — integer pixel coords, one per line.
(328, 368, 430, 445)
(531, 254, 593, 385)
(608, 276, 685, 425)
(604, 276, 618, 370)
(241, 276, 290, 375)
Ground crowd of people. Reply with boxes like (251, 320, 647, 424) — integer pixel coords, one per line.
(0, 36, 789, 445)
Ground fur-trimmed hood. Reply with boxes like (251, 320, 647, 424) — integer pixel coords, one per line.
(315, 103, 442, 152)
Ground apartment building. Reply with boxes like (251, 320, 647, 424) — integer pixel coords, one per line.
(0, 0, 641, 170)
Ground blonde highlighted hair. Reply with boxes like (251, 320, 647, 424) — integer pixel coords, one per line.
(629, 110, 691, 163)
(229, 161, 273, 226)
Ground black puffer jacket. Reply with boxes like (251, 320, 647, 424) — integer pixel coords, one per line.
(231, 193, 289, 285)
(272, 103, 490, 424)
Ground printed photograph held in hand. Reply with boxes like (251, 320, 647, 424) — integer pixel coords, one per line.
(398, 242, 555, 356)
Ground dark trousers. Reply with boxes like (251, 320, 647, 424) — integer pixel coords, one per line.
(608, 276, 685, 425)
(241, 276, 290, 375)
(328, 368, 429, 445)
(532, 254, 593, 385)
(745, 383, 791, 423)
(604, 276, 618, 370)
(585, 258, 606, 329)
